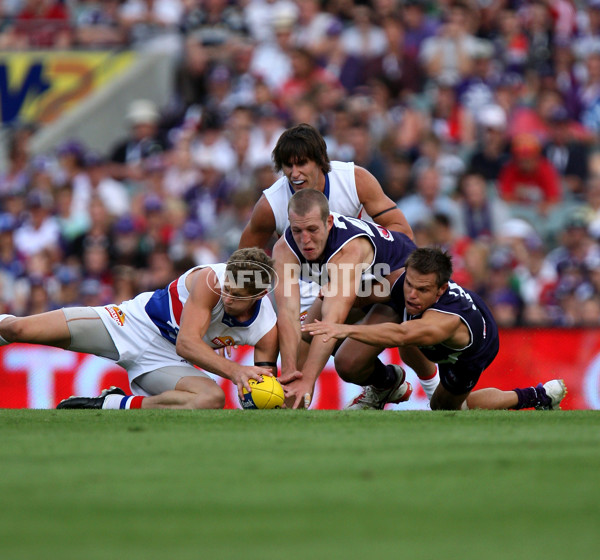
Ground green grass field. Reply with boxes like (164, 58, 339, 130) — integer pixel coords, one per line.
(1, 410, 599, 560)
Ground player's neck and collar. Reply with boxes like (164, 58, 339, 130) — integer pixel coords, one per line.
(221, 299, 262, 327)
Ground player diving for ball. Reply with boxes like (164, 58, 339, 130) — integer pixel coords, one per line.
(273, 188, 420, 409)
(303, 247, 567, 411)
(0, 248, 278, 410)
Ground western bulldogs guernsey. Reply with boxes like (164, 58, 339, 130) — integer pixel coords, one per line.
(144, 263, 277, 349)
(392, 273, 499, 384)
(284, 213, 416, 283)
(265, 161, 369, 236)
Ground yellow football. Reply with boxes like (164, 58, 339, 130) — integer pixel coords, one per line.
(240, 376, 285, 409)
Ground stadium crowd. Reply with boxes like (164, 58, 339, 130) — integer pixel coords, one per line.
(2, 0, 600, 328)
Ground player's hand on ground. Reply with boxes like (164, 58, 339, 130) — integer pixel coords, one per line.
(301, 320, 350, 343)
(282, 377, 314, 409)
(232, 366, 274, 399)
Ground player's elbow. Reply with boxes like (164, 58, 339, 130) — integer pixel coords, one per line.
(175, 336, 195, 363)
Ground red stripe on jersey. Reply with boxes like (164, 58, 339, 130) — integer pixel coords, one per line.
(169, 279, 184, 325)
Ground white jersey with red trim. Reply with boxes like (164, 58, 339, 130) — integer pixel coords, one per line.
(264, 161, 371, 236)
(143, 263, 276, 348)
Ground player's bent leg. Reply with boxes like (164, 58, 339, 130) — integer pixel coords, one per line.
(0, 310, 72, 348)
(399, 346, 439, 401)
(335, 303, 399, 383)
(63, 307, 119, 359)
(134, 367, 225, 410)
(430, 384, 469, 410)
(466, 388, 519, 409)
(335, 337, 384, 383)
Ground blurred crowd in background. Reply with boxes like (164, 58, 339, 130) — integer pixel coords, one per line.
(3, 0, 600, 328)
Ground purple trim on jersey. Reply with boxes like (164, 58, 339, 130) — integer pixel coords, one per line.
(287, 173, 330, 198)
(221, 299, 262, 328)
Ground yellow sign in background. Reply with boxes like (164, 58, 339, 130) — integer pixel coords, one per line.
(0, 51, 135, 125)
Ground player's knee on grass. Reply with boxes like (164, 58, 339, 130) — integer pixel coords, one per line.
(189, 384, 226, 409)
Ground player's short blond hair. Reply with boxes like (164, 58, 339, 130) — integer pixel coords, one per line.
(226, 248, 274, 295)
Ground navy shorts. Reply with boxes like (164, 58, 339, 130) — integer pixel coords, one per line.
(438, 362, 484, 395)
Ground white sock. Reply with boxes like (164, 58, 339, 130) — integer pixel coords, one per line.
(419, 371, 440, 401)
(102, 394, 144, 409)
(102, 395, 126, 409)
(0, 314, 15, 346)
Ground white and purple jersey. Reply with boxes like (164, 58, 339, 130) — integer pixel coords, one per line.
(144, 263, 277, 349)
(284, 213, 416, 284)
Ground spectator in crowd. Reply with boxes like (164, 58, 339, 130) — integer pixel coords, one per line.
(494, 8, 529, 75)
(411, 131, 465, 195)
(467, 104, 510, 183)
(337, 2, 388, 92)
(401, 0, 438, 68)
(12, 0, 72, 48)
(109, 99, 170, 184)
(74, 0, 127, 47)
(397, 166, 462, 234)
(419, 1, 479, 84)
(249, 8, 296, 93)
(543, 106, 590, 201)
(13, 190, 60, 262)
(497, 132, 563, 240)
(457, 172, 511, 243)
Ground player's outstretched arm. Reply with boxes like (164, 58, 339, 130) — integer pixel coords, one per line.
(238, 195, 278, 249)
(354, 165, 413, 239)
(176, 268, 273, 396)
(305, 310, 463, 349)
(272, 238, 302, 381)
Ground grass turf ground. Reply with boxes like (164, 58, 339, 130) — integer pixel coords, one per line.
(1, 410, 599, 560)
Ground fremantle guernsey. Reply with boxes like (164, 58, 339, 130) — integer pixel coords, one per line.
(144, 263, 277, 349)
(284, 213, 416, 285)
(265, 161, 369, 236)
(391, 273, 499, 371)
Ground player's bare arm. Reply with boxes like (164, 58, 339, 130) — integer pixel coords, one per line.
(272, 237, 302, 380)
(304, 309, 468, 349)
(287, 239, 372, 408)
(238, 195, 277, 249)
(253, 325, 279, 377)
(354, 165, 413, 239)
(176, 268, 273, 396)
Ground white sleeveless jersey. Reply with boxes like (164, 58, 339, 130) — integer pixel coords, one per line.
(144, 263, 277, 349)
(264, 161, 370, 235)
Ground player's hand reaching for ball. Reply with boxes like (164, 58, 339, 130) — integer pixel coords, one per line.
(232, 366, 274, 399)
(281, 376, 314, 409)
(301, 320, 351, 343)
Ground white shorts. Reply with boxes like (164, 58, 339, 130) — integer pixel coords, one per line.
(92, 294, 202, 390)
(299, 279, 320, 321)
